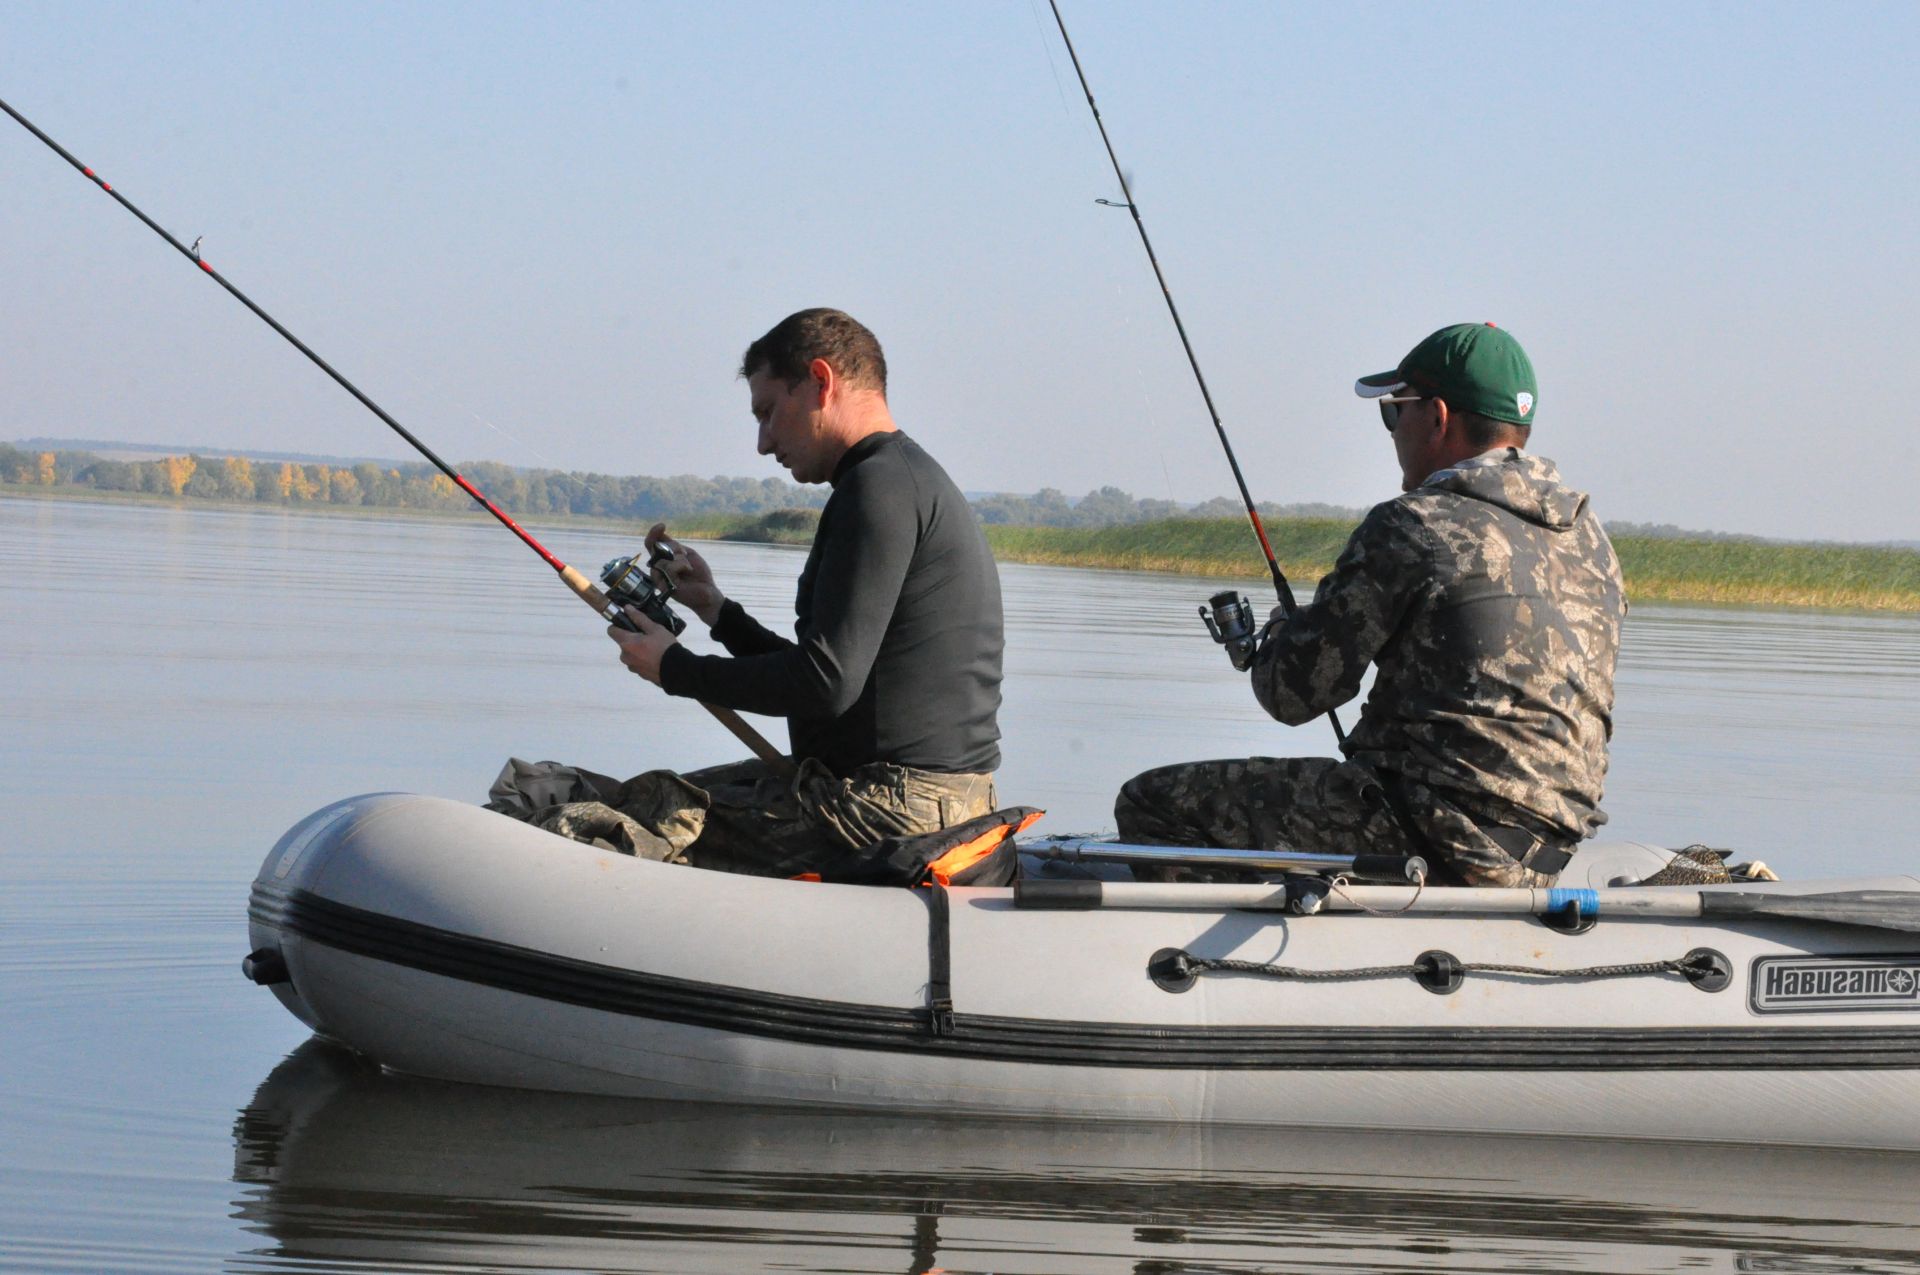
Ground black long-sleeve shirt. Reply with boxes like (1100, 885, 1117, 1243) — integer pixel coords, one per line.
(658, 431, 1003, 775)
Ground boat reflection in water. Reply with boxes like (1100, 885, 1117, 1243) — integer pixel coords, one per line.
(233, 1040, 1920, 1274)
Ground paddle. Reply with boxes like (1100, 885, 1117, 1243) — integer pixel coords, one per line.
(1024, 838, 1427, 883)
(1013, 877, 1920, 934)
(1698, 891, 1920, 933)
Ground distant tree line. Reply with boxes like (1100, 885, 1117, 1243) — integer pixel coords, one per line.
(0, 442, 1369, 529)
(6, 440, 1863, 543)
(12, 436, 392, 467)
(0, 444, 828, 520)
(972, 486, 1364, 528)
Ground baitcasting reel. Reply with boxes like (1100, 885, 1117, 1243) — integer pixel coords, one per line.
(1198, 589, 1261, 671)
(601, 542, 686, 635)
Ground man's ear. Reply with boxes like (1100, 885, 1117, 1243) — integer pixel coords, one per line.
(1429, 396, 1452, 435)
(807, 357, 835, 405)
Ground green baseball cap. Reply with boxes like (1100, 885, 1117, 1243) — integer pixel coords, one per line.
(1355, 322, 1538, 425)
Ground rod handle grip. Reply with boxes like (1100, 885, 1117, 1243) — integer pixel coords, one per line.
(565, 564, 795, 777)
(707, 703, 794, 775)
(560, 564, 613, 612)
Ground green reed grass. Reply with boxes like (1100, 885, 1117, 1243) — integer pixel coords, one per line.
(1609, 535, 1920, 610)
(684, 511, 1920, 612)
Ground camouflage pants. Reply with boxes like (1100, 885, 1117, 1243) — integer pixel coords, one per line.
(1112, 756, 1560, 887)
(487, 755, 998, 879)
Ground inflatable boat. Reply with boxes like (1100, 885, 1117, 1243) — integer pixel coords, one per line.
(244, 793, 1920, 1148)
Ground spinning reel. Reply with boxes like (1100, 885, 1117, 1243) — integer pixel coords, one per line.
(1198, 589, 1263, 671)
(600, 542, 686, 635)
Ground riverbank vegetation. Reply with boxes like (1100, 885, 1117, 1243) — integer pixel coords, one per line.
(0, 443, 824, 520)
(674, 509, 1920, 612)
(7, 443, 1917, 611)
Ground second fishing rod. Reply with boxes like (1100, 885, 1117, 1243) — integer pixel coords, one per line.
(1045, 1, 1346, 750)
(0, 94, 790, 774)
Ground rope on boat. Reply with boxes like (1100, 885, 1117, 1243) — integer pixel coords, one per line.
(1148, 947, 1734, 996)
(1327, 875, 1425, 916)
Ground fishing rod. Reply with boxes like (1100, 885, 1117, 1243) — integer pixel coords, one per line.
(0, 94, 789, 773)
(1044, 2, 1347, 748)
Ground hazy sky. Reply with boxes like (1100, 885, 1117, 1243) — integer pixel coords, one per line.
(5, 2, 1917, 541)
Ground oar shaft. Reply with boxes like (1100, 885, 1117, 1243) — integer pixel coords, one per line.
(1016, 878, 1708, 919)
(1016, 874, 1920, 933)
(4, 95, 791, 774)
(1029, 838, 1425, 882)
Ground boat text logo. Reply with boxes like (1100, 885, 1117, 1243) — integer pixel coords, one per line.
(1750, 954, 1920, 1014)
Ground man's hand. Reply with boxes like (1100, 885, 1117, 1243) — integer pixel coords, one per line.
(646, 522, 725, 627)
(609, 605, 679, 685)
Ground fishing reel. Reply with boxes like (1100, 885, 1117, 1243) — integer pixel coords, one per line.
(1198, 590, 1263, 671)
(600, 543, 686, 635)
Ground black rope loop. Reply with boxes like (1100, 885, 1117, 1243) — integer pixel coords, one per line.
(1154, 946, 1733, 996)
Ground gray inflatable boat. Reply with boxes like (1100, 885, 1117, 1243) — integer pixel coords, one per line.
(245, 793, 1920, 1148)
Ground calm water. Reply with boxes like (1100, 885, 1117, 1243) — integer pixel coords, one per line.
(4, 494, 1920, 1273)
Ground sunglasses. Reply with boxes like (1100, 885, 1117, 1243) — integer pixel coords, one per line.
(1377, 393, 1428, 432)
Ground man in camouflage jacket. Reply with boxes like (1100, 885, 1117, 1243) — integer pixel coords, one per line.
(1115, 323, 1624, 885)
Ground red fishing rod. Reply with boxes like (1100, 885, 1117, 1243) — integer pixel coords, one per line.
(1, 94, 788, 770)
(1045, 1, 1347, 748)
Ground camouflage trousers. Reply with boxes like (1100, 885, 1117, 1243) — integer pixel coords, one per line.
(1112, 756, 1562, 887)
(487, 755, 998, 879)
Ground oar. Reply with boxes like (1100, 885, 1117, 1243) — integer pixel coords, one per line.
(1013, 879, 1920, 933)
(1024, 838, 1427, 883)
(1697, 890, 1920, 932)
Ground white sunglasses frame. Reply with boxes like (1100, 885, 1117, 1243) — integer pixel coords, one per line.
(1377, 393, 1429, 431)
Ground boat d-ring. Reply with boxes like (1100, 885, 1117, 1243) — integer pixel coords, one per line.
(1680, 947, 1734, 993)
(1414, 950, 1464, 994)
(1147, 948, 1199, 993)
(1540, 889, 1598, 935)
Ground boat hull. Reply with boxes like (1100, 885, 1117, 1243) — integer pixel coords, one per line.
(247, 793, 1920, 1147)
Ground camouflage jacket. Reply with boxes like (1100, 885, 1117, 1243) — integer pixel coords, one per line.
(1251, 449, 1624, 843)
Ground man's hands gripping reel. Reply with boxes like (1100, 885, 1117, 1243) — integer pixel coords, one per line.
(597, 530, 791, 772)
(601, 526, 727, 688)
(600, 542, 686, 635)
(1199, 590, 1274, 672)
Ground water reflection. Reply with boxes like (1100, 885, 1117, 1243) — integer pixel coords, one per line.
(232, 1041, 1920, 1274)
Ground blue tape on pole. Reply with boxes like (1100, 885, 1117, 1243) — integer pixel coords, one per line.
(1547, 888, 1599, 916)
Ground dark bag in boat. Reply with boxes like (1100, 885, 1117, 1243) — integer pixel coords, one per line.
(821, 807, 1045, 888)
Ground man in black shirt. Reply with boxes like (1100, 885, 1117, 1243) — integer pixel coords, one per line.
(593, 308, 1005, 876)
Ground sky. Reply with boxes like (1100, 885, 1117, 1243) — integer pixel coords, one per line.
(4, 1, 1917, 542)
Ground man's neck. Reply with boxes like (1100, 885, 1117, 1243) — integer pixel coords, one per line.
(837, 393, 896, 442)
(820, 395, 898, 472)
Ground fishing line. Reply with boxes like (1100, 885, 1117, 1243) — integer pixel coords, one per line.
(1044, 1, 1348, 749)
(1025, 0, 1078, 119)
(1, 93, 786, 769)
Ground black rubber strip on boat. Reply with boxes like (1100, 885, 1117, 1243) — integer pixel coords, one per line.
(923, 884, 955, 1037)
(250, 884, 1920, 1071)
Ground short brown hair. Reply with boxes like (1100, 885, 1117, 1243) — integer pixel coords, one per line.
(1456, 407, 1530, 450)
(740, 308, 888, 396)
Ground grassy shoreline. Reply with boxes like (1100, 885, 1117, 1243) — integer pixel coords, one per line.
(8, 487, 1918, 613)
(985, 521, 1920, 613)
(0, 482, 698, 536)
(701, 508, 1920, 613)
